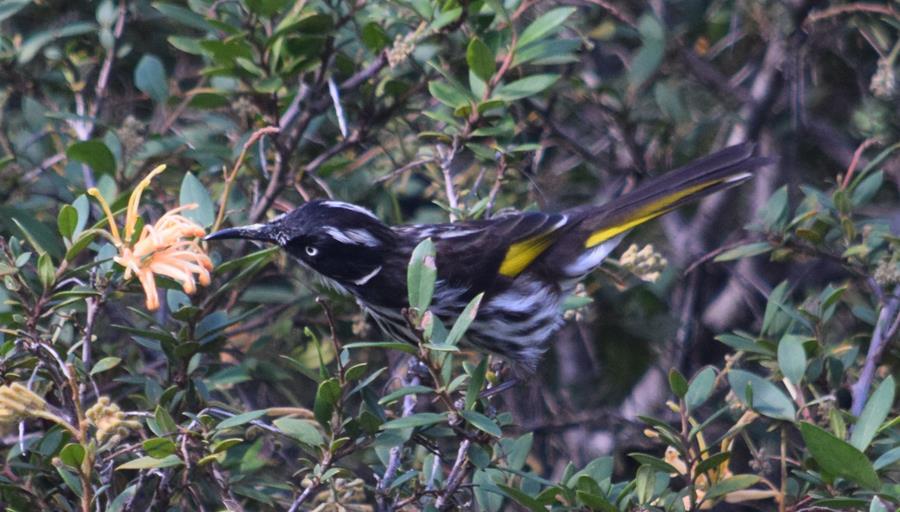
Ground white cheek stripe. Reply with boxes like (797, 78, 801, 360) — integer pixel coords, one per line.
(353, 265, 382, 285)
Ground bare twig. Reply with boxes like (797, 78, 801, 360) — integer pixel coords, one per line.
(374, 158, 436, 184)
(805, 2, 899, 26)
(213, 126, 280, 232)
(850, 286, 900, 416)
(438, 144, 460, 221)
(328, 77, 348, 138)
(485, 155, 508, 216)
(434, 439, 471, 510)
(840, 137, 879, 190)
(376, 367, 420, 512)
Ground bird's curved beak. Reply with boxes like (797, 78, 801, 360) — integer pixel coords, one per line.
(204, 223, 275, 243)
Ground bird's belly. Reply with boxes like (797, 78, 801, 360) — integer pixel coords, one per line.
(362, 277, 566, 372)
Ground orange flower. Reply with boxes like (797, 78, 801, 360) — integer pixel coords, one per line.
(87, 165, 213, 311)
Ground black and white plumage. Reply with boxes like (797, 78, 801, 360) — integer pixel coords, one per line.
(206, 143, 769, 370)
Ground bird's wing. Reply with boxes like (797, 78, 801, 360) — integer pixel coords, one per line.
(424, 212, 570, 284)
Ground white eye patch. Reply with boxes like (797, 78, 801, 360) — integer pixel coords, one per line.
(323, 227, 380, 247)
(306, 246, 318, 256)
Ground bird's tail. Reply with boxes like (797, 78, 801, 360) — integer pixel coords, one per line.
(580, 143, 770, 248)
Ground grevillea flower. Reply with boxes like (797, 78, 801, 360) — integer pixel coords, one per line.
(87, 165, 213, 311)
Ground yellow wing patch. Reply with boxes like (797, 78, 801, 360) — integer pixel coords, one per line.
(499, 231, 556, 277)
(585, 181, 717, 248)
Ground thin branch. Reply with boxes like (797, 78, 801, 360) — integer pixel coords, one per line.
(840, 137, 879, 190)
(805, 2, 899, 26)
(438, 144, 460, 221)
(583, 0, 637, 28)
(434, 439, 471, 510)
(374, 158, 435, 184)
(376, 368, 420, 512)
(213, 126, 280, 232)
(328, 77, 348, 138)
(850, 287, 900, 416)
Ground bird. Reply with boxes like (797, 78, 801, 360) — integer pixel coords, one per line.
(206, 143, 769, 372)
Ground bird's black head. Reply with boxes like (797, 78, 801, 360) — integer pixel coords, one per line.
(206, 200, 396, 287)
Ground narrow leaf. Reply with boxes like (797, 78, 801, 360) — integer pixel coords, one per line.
(800, 422, 880, 489)
(850, 375, 895, 451)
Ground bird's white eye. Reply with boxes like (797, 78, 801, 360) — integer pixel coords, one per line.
(305, 246, 318, 257)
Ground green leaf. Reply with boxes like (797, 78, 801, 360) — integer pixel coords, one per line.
(378, 385, 433, 405)
(653, 82, 687, 122)
(762, 280, 789, 335)
(107, 484, 138, 512)
(460, 410, 502, 437)
(57, 205, 78, 239)
(59, 443, 85, 467)
(513, 38, 581, 67)
(518, 7, 576, 47)
(244, 0, 289, 16)
(153, 406, 177, 435)
(179, 172, 215, 227)
(704, 474, 760, 500)
(497, 483, 545, 512)
(117, 454, 183, 470)
(873, 446, 900, 470)
(762, 186, 789, 232)
(135, 54, 169, 103)
(0, 0, 30, 23)
(800, 422, 880, 489)
(686, 366, 716, 411)
(274, 418, 324, 447)
(67, 140, 116, 175)
(153, 2, 214, 31)
(728, 369, 795, 421)
(90, 356, 122, 375)
(465, 358, 488, 410)
(217, 410, 266, 430)
(467, 37, 495, 82)
(668, 368, 688, 398)
(56, 466, 82, 496)
(444, 293, 484, 346)
(4, 211, 63, 259)
(65, 230, 99, 261)
(72, 195, 90, 238)
(143, 438, 176, 458)
(429, 81, 470, 109)
(778, 334, 807, 386)
(18, 22, 96, 64)
(714, 242, 772, 262)
(627, 15, 664, 87)
(494, 74, 559, 100)
(37, 252, 54, 289)
(407, 238, 436, 314)
(343, 341, 417, 355)
(694, 452, 730, 478)
(851, 170, 883, 206)
(381, 412, 447, 430)
(629, 452, 680, 474)
(634, 465, 656, 504)
(361, 22, 390, 51)
(850, 375, 895, 451)
(313, 378, 341, 429)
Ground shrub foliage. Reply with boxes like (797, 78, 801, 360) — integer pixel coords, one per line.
(0, 1, 898, 511)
